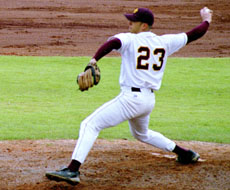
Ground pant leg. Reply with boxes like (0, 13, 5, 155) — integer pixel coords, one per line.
(72, 92, 133, 163)
(128, 114, 176, 152)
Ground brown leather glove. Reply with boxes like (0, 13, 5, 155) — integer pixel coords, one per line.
(77, 62, 100, 91)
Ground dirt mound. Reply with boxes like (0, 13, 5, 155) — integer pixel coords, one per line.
(0, 139, 230, 190)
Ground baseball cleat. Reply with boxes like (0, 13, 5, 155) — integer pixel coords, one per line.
(176, 150, 200, 164)
(46, 167, 80, 185)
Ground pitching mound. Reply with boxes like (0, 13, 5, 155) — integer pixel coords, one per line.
(0, 139, 230, 190)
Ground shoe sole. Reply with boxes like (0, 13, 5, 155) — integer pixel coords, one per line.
(46, 173, 80, 185)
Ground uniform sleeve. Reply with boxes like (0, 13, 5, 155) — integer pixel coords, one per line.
(161, 33, 188, 56)
(186, 21, 209, 44)
(93, 38, 121, 61)
(112, 33, 132, 54)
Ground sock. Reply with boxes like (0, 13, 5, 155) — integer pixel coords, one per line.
(68, 159, 81, 172)
(172, 145, 188, 156)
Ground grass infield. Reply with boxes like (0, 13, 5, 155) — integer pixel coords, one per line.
(0, 56, 229, 143)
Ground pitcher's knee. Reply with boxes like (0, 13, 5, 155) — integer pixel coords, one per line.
(80, 120, 101, 135)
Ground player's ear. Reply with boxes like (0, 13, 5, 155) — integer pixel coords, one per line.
(141, 23, 150, 31)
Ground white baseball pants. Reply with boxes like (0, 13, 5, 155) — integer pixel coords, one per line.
(72, 86, 176, 163)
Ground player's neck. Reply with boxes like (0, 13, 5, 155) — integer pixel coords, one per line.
(136, 29, 151, 34)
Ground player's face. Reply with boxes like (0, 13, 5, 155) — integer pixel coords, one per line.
(129, 21, 143, 33)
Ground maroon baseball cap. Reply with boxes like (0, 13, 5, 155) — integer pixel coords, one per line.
(124, 8, 154, 26)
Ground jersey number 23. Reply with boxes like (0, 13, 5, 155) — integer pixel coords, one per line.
(137, 47, 165, 71)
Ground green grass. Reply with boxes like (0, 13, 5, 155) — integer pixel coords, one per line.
(0, 56, 229, 143)
(152, 58, 230, 143)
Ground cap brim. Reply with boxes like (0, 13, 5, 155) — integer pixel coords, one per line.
(124, 14, 138, 22)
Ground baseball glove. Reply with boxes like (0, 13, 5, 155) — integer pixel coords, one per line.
(77, 62, 100, 91)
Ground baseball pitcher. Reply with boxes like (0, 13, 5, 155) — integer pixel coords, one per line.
(46, 7, 213, 185)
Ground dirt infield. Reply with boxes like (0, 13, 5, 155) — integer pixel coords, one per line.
(0, 0, 230, 190)
(0, 0, 229, 57)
